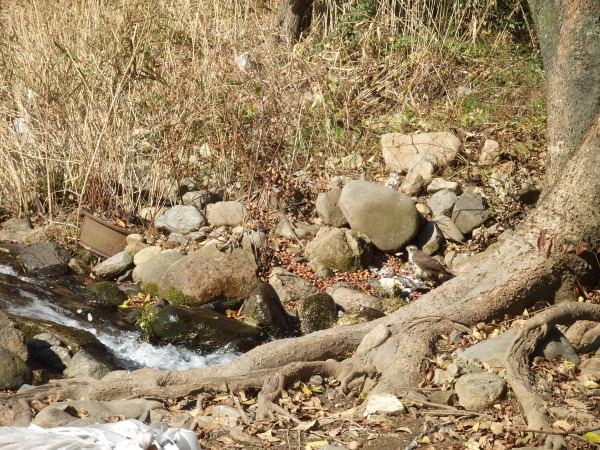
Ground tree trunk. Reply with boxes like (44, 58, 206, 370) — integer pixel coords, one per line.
(275, 0, 313, 43)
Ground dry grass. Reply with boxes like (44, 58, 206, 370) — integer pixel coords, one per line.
(0, 0, 542, 228)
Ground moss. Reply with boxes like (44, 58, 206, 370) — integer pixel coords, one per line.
(162, 287, 195, 306)
(141, 281, 161, 297)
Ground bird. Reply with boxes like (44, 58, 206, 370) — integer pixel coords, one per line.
(405, 245, 453, 279)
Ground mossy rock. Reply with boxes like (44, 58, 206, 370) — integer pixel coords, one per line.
(8, 314, 114, 368)
(149, 305, 264, 353)
(297, 293, 338, 334)
(0, 347, 31, 389)
(86, 281, 128, 306)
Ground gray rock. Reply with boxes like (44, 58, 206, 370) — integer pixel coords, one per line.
(92, 251, 133, 279)
(538, 327, 580, 363)
(0, 347, 31, 390)
(3, 219, 32, 232)
(161, 247, 260, 306)
(432, 368, 456, 386)
(328, 285, 382, 312)
(133, 246, 162, 266)
(212, 405, 242, 427)
(310, 260, 334, 279)
(452, 187, 490, 234)
(68, 257, 90, 275)
(338, 180, 419, 252)
(479, 139, 501, 166)
(206, 201, 246, 227)
(132, 250, 183, 285)
(274, 219, 318, 240)
(401, 154, 437, 195)
(124, 241, 149, 256)
(428, 390, 455, 406)
(18, 242, 70, 277)
(458, 329, 517, 368)
(125, 233, 144, 245)
(382, 132, 461, 173)
(363, 394, 406, 417)
(316, 189, 348, 227)
(427, 178, 461, 194)
(0, 312, 28, 361)
(405, 391, 429, 403)
(297, 293, 338, 334)
(187, 231, 208, 242)
(32, 399, 163, 428)
(400, 171, 424, 196)
(268, 267, 317, 303)
(63, 350, 111, 380)
(417, 221, 446, 255)
(167, 233, 188, 245)
(240, 283, 295, 338)
(305, 227, 374, 272)
(455, 372, 506, 410)
(182, 190, 218, 210)
(432, 215, 466, 242)
(155, 205, 206, 233)
(427, 190, 458, 217)
(138, 206, 166, 222)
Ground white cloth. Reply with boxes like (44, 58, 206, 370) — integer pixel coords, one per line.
(0, 419, 200, 450)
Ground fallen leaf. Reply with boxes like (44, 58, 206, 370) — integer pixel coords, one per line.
(583, 432, 600, 443)
(348, 441, 361, 450)
(490, 422, 504, 435)
(328, 427, 342, 437)
(563, 398, 587, 409)
(397, 427, 412, 433)
(257, 430, 281, 443)
(294, 419, 319, 431)
(217, 436, 234, 445)
(305, 440, 328, 449)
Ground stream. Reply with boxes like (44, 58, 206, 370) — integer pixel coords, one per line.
(0, 264, 238, 371)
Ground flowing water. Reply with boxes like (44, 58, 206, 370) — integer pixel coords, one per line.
(0, 264, 238, 370)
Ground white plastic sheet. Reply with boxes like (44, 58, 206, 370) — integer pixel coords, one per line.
(0, 419, 200, 450)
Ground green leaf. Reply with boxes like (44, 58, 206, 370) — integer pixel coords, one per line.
(583, 432, 600, 443)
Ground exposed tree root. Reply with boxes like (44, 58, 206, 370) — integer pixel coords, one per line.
(255, 360, 376, 420)
(505, 303, 600, 450)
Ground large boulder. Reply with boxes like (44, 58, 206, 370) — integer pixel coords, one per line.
(382, 131, 461, 173)
(161, 248, 260, 306)
(338, 180, 418, 252)
(132, 250, 183, 285)
(305, 227, 374, 272)
(155, 205, 206, 233)
(239, 283, 296, 338)
(150, 305, 263, 352)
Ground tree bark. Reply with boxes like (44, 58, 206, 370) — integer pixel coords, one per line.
(275, 0, 313, 43)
